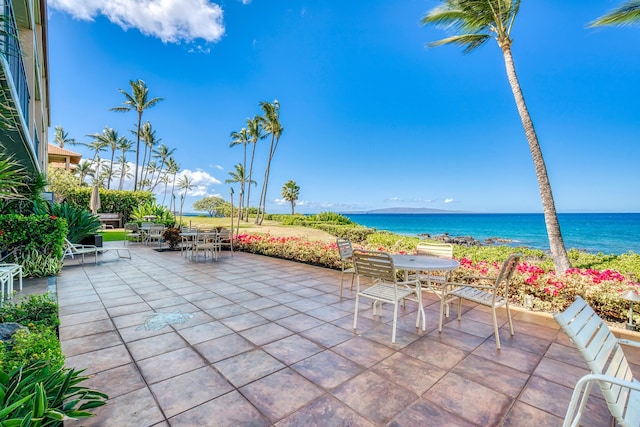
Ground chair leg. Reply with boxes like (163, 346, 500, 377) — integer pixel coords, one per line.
(492, 308, 501, 350)
(506, 302, 514, 336)
(339, 270, 345, 299)
(353, 289, 360, 332)
(391, 301, 399, 343)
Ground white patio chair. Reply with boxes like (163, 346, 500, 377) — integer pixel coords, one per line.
(124, 222, 142, 245)
(217, 228, 233, 257)
(439, 253, 521, 349)
(191, 231, 218, 262)
(63, 238, 99, 264)
(554, 296, 640, 427)
(352, 250, 425, 344)
(336, 238, 355, 298)
(413, 242, 455, 316)
(0, 249, 22, 299)
(146, 225, 165, 246)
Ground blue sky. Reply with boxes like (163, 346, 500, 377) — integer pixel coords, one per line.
(47, 0, 640, 214)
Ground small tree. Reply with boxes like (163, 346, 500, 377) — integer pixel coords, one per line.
(193, 196, 226, 217)
(281, 180, 300, 215)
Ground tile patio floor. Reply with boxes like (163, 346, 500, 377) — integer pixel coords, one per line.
(18, 242, 640, 426)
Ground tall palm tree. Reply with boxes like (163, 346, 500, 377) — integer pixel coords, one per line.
(116, 137, 134, 190)
(54, 126, 75, 148)
(177, 175, 195, 226)
(225, 163, 256, 221)
(590, 0, 640, 26)
(75, 160, 94, 186)
(151, 143, 176, 191)
(86, 127, 125, 189)
(245, 116, 264, 222)
(166, 157, 180, 214)
(229, 128, 249, 219)
(110, 79, 163, 191)
(422, 0, 571, 274)
(281, 180, 300, 215)
(138, 122, 162, 189)
(256, 100, 284, 225)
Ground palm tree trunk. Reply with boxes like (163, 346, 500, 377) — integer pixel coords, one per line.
(108, 150, 115, 189)
(501, 46, 571, 274)
(134, 114, 142, 191)
(256, 138, 275, 225)
(245, 142, 257, 222)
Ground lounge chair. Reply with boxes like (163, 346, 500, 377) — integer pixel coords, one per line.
(63, 238, 131, 264)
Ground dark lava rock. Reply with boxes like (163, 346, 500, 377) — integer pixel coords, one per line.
(0, 322, 27, 342)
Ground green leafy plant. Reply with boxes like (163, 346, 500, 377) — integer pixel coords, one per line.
(0, 362, 108, 425)
(0, 294, 59, 330)
(1, 327, 64, 372)
(63, 187, 154, 224)
(34, 202, 101, 243)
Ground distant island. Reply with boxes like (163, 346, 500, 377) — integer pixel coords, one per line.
(341, 207, 466, 214)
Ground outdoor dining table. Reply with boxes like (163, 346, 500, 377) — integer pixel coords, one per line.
(390, 254, 460, 322)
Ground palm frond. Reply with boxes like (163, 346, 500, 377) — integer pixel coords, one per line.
(428, 34, 490, 53)
(589, 0, 640, 27)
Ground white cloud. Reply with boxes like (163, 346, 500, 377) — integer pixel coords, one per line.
(444, 198, 455, 204)
(49, 0, 225, 43)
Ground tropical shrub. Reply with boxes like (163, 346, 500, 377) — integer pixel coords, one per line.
(64, 187, 154, 223)
(34, 202, 101, 243)
(0, 294, 59, 330)
(130, 201, 175, 227)
(0, 362, 108, 425)
(162, 227, 181, 250)
(1, 327, 64, 372)
(0, 214, 67, 277)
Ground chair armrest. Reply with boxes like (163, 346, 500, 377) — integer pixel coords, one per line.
(619, 338, 640, 348)
(460, 275, 496, 282)
(443, 281, 494, 291)
(576, 373, 640, 392)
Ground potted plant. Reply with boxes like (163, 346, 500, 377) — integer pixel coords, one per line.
(162, 227, 181, 251)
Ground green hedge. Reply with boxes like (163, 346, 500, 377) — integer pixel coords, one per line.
(0, 214, 67, 277)
(63, 188, 155, 224)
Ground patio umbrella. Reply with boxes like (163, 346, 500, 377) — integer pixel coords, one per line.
(90, 185, 101, 215)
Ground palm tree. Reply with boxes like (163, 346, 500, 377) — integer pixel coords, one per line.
(110, 79, 163, 191)
(177, 175, 194, 226)
(590, 0, 640, 26)
(54, 126, 75, 148)
(281, 180, 300, 215)
(229, 128, 249, 219)
(225, 163, 256, 221)
(137, 122, 161, 189)
(422, 0, 570, 274)
(116, 138, 134, 190)
(151, 143, 176, 191)
(166, 157, 180, 214)
(256, 101, 284, 225)
(86, 127, 125, 189)
(245, 115, 264, 222)
(75, 160, 94, 185)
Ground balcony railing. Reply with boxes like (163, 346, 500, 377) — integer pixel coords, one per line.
(0, 0, 30, 129)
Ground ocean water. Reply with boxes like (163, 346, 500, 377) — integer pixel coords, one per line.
(343, 213, 640, 255)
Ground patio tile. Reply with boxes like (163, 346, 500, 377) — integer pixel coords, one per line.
(389, 397, 476, 427)
(502, 401, 563, 427)
(240, 368, 324, 422)
(291, 349, 363, 389)
(61, 331, 122, 357)
(65, 345, 133, 376)
(65, 387, 165, 427)
(194, 333, 255, 363)
(126, 332, 188, 361)
(306, 305, 351, 322)
(204, 303, 249, 319)
(239, 296, 280, 311)
(452, 353, 530, 398)
(59, 318, 115, 340)
(332, 336, 396, 368)
(401, 338, 467, 371)
(263, 335, 325, 365)
(275, 313, 325, 333)
(300, 322, 355, 347)
(276, 394, 375, 427)
(168, 390, 270, 427)
(532, 356, 590, 389)
(81, 363, 145, 399)
(239, 322, 294, 346)
(213, 348, 285, 387)
(177, 320, 233, 345)
(150, 366, 233, 418)
(256, 304, 299, 321)
(371, 352, 447, 395)
(423, 372, 512, 426)
(137, 347, 206, 384)
(220, 312, 269, 332)
(332, 370, 418, 425)
(472, 339, 543, 373)
(58, 309, 110, 326)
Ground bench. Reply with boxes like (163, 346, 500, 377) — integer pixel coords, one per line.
(97, 213, 123, 229)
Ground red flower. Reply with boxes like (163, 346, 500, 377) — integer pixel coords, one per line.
(50, 215, 57, 220)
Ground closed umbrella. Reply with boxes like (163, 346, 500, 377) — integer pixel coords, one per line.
(90, 185, 101, 215)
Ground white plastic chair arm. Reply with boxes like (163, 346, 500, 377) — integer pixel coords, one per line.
(619, 338, 640, 348)
(574, 373, 640, 392)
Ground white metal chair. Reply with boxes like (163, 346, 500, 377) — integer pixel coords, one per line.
(554, 296, 640, 427)
(439, 254, 521, 349)
(124, 222, 142, 245)
(413, 242, 455, 315)
(336, 238, 355, 298)
(352, 250, 425, 344)
(191, 231, 218, 262)
(145, 225, 165, 246)
(0, 249, 22, 299)
(217, 228, 233, 257)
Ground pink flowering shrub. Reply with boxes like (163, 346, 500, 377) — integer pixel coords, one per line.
(234, 232, 639, 324)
